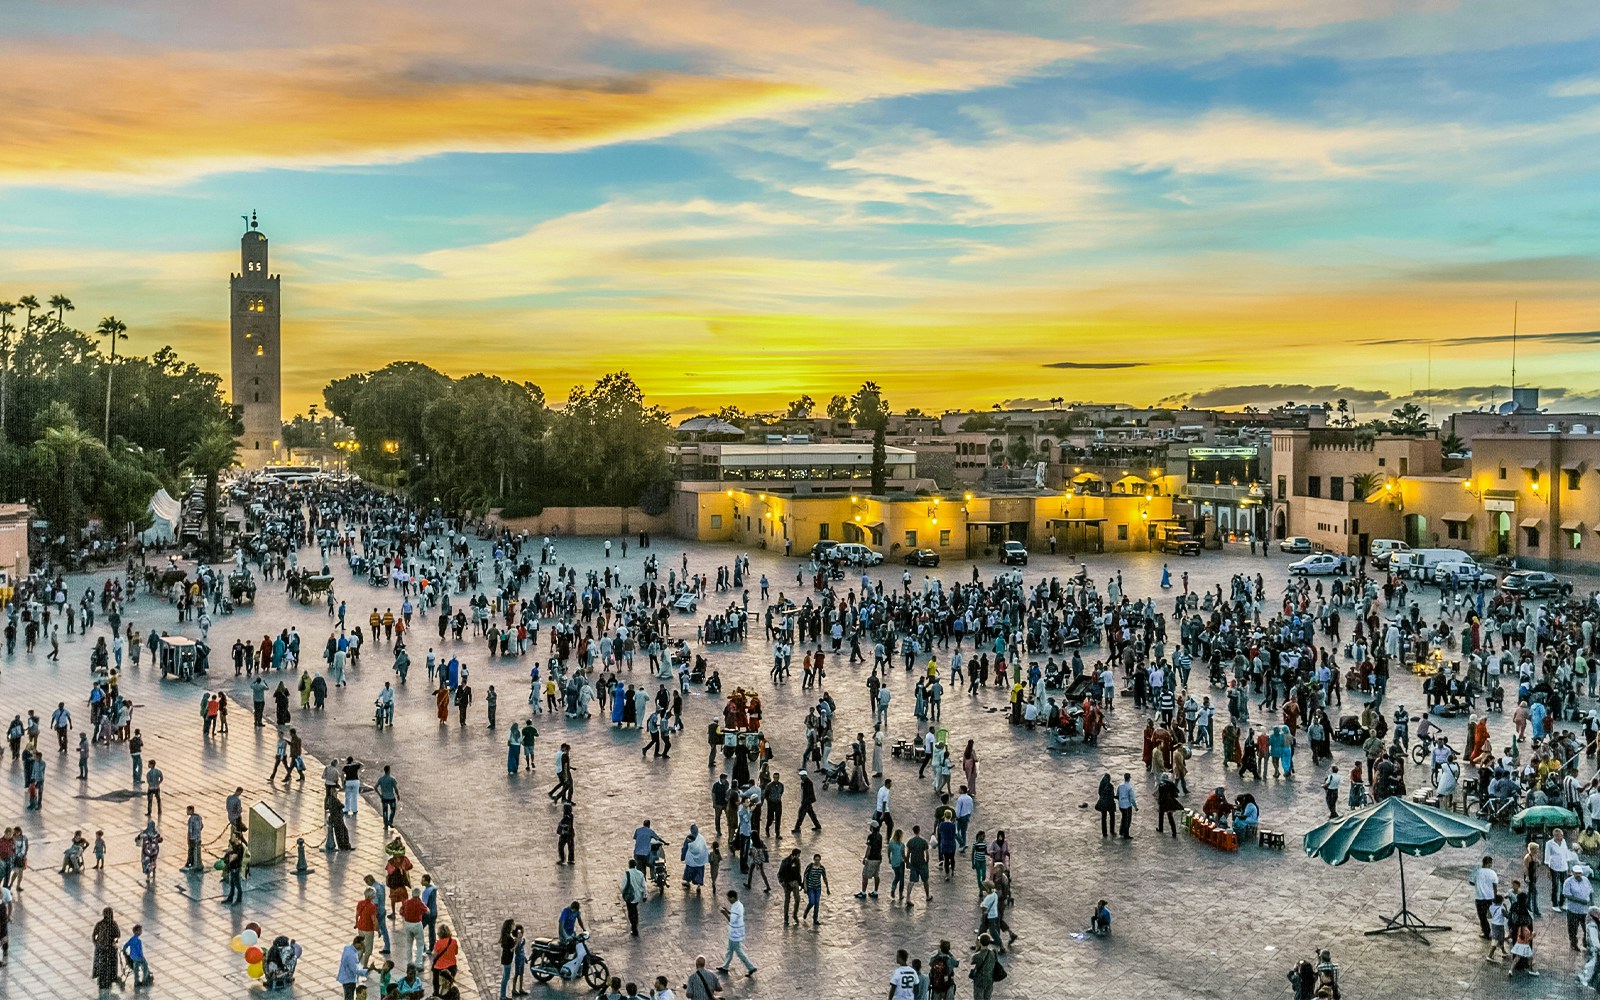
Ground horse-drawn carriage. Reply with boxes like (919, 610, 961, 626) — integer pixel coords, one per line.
(146, 566, 188, 595)
(296, 574, 334, 606)
(229, 568, 257, 605)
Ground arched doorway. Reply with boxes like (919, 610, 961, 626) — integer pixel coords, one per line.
(1495, 511, 1511, 556)
(1274, 509, 1287, 540)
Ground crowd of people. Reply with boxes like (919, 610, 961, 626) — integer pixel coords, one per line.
(11, 474, 1600, 997)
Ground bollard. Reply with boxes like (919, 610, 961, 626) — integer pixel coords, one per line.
(295, 837, 314, 875)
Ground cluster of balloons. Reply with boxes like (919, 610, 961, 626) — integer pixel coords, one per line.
(229, 924, 266, 979)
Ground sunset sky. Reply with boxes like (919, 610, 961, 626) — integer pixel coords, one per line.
(3, 0, 1599, 419)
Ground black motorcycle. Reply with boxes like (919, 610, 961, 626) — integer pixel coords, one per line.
(526, 932, 609, 988)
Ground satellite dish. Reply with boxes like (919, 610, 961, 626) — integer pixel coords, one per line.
(1497, 400, 1519, 415)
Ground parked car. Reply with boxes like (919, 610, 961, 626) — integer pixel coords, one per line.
(1279, 536, 1313, 554)
(1501, 570, 1573, 598)
(904, 549, 941, 567)
(1369, 538, 1410, 568)
(810, 540, 840, 562)
(833, 542, 884, 566)
(1000, 541, 1029, 566)
(1158, 530, 1200, 556)
(1432, 560, 1495, 586)
(1288, 553, 1340, 575)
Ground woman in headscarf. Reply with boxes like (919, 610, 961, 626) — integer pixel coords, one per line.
(963, 740, 979, 797)
(92, 907, 121, 989)
(680, 823, 709, 891)
(1095, 773, 1116, 838)
(135, 821, 162, 884)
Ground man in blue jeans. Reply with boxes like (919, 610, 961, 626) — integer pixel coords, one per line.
(366, 874, 393, 954)
(954, 787, 974, 851)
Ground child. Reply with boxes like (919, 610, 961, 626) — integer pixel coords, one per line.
(1090, 899, 1111, 936)
(1486, 894, 1507, 963)
(707, 841, 722, 897)
(93, 830, 107, 870)
(512, 925, 527, 996)
(122, 923, 152, 987)
(59, 830, 89, 874)
(1508, 920, 1538, 977)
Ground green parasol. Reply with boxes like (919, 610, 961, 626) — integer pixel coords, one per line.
(1510, 805, 1580, 834)
(1304, 796, 1489, 942)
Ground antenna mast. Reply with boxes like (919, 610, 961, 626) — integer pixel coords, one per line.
(1510, 301, 1518, 395)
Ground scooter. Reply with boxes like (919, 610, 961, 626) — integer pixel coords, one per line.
(526, 932, 609, 988)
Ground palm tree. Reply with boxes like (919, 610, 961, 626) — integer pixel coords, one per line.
(35, 408, 102, 544)
(17, 295, 38, 334)
(183, 421, 240, 562)
(0, 301, 13, 435)
(48, 293, 73, 328)
(1351, 471, 1384, 501)
(96, 316, 128, 442)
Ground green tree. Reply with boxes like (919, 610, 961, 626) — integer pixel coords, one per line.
(713, 404, 750, 429)
(48, 293, 73, 328)
(30, 402, 102, 545)
(95, 316, 128, 442)
(547, 372, 672, 504)
(786, 394, 815, 419)
(1351, 471, 1384, 500)
(826, 394, 852, 422)
(1386, 403, 1429, 435)
(323, 362, 451, 479)
(851, 381, 891, 493)
(420, 374, 547, 506)
(0, 301, 13, 434)
(183, 420, 241, 561)
(1006, 435, 1034, 467)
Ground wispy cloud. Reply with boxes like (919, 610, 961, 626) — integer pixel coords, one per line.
(1043, 361, 1147, 369)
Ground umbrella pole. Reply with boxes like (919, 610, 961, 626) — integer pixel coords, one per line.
(1365, 852, 1453, 943)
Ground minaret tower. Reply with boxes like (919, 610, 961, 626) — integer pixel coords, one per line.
(229, 211, 282, 465)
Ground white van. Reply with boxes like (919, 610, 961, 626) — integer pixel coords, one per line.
(833, 542, 884, 567)
(1391, 547, 1469, 580)
(1369, 539, 1410, 568)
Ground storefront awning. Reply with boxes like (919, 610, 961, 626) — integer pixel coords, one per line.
(1054, 517, 1106, 524)
(1563, 460, 1588, 472)
(1440, 511, 1473, 523)
(1561, 520, 1583, 532)
(964, 520, 1010, 526)
(1519, 459, 1543, 470)
(1521, 517, 1543, 529)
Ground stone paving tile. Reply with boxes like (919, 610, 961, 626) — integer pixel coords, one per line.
(0, 605, 481, 1000)
(12, 535, 1600, 999)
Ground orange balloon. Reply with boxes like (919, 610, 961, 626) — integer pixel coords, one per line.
(245, 946, 263, 964)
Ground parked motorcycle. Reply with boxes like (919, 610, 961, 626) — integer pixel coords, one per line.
(526, 932, 609, 988)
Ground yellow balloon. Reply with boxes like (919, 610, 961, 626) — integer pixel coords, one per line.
(247, 963, 264, 978)
(231, 936, 247, 953)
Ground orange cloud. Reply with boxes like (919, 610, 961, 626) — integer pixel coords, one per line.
(0, 50, 815, 182)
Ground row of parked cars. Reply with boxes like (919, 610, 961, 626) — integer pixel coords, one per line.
(1284, 536, 1573, 597)
(810, 539, 1032, 568)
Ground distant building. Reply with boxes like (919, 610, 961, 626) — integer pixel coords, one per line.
(230, 212, 283, 467)
(671, 441, 921, 490)
(1270, 429, 1442, 555)
(0, 503, 28, 584)
(1445, 389, 1600, 449)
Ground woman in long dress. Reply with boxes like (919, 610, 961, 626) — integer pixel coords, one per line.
(435, 684, 450, 723)
(92, 907, 120, 989)
(135, 822, 162, 884)
(962, 740, 979, 796)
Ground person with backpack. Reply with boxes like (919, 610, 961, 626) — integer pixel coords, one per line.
(928, 940, 959, 1000)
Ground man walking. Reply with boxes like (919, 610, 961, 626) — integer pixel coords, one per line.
(1322, 766, 1342, 819)
(791, 770, 821, 833)
(1472, 855, 1498, 940)
(717, 890, 756, 977)
(778, 848, 802, 925)
(621, 859, 646, 937)
(376, 765, 400, 830)
(1116, 773, 1136, 839)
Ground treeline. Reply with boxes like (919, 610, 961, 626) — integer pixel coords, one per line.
(0, 295, 237, 549)
(323, 363, 675, 514)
